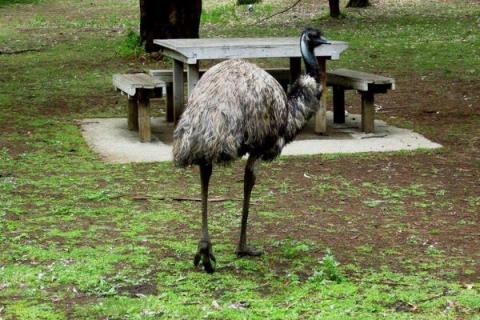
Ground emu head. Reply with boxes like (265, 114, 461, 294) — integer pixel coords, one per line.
(301, 27, 330, 51)
(300, 28, 330, 81)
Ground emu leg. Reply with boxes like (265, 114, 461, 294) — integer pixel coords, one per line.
(194, 163, 216, 273)
(236, 155, 263, 257)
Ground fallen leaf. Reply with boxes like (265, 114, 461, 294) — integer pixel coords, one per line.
(463, 283, 474, 290)
(212, 300, 221, 310)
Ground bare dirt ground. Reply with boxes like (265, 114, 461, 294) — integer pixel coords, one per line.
(2, 58, 479, 283)
(182, 73, 480, 282)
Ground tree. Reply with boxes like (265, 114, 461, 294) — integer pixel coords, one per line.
(346, 0, 370, 8)
(139, 0, 202, 53)
(328, 0, 341, 18)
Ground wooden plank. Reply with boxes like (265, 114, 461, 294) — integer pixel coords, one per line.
(327, 72, 369, 91)
(331, 68, 394, 84)
(187, 63, 200, 98)
(150, 69, 188, 82)
(121, 73, 164, 88)
(166, 82, 174, 123)
(127, 96, 139, 131)
(333, 86, 345, 124)
(327, 69, 395, 92)
(154, 37, 346, 49)
(113, 73, 165, 97)
(173, 59, 185, 123)
(113, 74, 136, 96)
(361, 91, 375, 133)
(138, 91, 151, 142)
(314, 58, 328, 134)
(157, 47, 190, 64)
(155, 37, 303, 49)
(289, 57, 301, 85)
(154, 38, 348, 63)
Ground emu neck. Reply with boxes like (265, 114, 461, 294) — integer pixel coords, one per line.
(300, 38, 320, 81)
(284, 75, 321, 144)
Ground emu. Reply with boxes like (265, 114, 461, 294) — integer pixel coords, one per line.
(173, 28, 329, 273)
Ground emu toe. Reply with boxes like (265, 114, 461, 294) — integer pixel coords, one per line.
(236, 245, 263, 257)
(194, 240, 216, 273)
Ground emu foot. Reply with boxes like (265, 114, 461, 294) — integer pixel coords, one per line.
(236, 245, 263, 258)
(193, 240, 216, 273)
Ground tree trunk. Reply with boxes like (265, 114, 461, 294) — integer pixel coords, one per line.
(328, 0, 341, 18)
(139, 0, 202, 53)
(346, 0, 370, 8)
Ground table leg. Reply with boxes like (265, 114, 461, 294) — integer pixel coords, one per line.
(187, 62, 200, 99)
(289, 57, 301, 85)
(361, 91, 375, 133)
(127, 96, 139, 131)
(333, 86, 345, 124)
(173, 59, 185, 123)
(314, 58, 327, 134)
(166, 82, 174, 123)
(138, 90, 151, 142)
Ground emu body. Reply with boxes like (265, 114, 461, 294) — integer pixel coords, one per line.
(172, 28, 328, 273)
(173, 60, 320, 166)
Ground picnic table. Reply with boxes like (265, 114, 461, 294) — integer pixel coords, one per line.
(154, 37, 348, 133)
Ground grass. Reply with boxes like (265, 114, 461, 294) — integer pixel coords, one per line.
(200, 0, 480, 79)
(0, 0, 41, 7)
(1, 0, 480, 318)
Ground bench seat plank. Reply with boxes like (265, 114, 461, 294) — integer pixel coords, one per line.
(113, 73, 166, 97)
(327, 68, 395, 92)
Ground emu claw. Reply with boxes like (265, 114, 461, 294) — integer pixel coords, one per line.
(194, 240, 216, 273)
(236, 245, 263, 257)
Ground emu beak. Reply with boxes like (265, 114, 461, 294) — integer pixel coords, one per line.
(314, 36, 331, 46)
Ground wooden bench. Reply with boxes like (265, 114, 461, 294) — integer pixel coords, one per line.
(327, 68, 395, 133)
(112, 73, 166, 142)
(151, 67, 395, 134)
(113, 68, 393, 142)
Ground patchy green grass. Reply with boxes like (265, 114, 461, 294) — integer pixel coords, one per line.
(0, 0, 41, 7)
(199, 0, 480, 79)
(1, 0, 479, 318)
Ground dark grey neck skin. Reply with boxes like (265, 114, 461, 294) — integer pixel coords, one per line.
(300, 33, 321, 81)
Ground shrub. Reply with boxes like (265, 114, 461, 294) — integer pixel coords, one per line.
(310, 249, 345, 283)
(116, 29, 143, 57)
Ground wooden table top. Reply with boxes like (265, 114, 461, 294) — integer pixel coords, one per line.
(154, 37, 348, 64)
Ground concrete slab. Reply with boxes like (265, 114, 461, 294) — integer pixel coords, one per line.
(80, 112, 442, 164)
